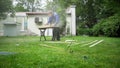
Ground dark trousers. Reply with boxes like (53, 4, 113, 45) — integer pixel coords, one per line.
(52, 27, 60, 41)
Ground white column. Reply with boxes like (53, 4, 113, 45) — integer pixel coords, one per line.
(70, 5, 76, 36)
(21, 17, 25, 31)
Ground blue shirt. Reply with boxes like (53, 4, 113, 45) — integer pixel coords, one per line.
(48, 12, 59, 25)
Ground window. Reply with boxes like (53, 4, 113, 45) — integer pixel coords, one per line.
(35, 17, 43, 25)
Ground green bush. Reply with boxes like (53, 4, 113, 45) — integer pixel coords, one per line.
(92, 20, 105, 36)
(93, 14, 120, 37)
(77, 28, 93, 36)
(77, 22, 93, 36)
(102, 14, 120, 37)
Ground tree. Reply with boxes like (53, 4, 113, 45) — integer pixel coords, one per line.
(15, 0, 42, 12)
(54, 0, 98, 28)
(0, 0, 13, 20)
(14, 3, 29, 12)
(56, 0, 120, 36)
(92, 0, 120, 37)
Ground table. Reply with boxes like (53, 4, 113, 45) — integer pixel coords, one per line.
(38, 25, 57, 41)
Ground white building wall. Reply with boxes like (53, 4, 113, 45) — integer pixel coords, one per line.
(0, 21, 4, 36)
(27, 16, 40, 35)
(27, 15, 53, 36)
(16, 16, 25, 31)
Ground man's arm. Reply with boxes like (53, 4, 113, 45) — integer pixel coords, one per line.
(54, 13, 59, 25)
(47, 16, 52, 24)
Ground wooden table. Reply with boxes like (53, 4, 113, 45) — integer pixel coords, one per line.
(38, 25, 58, 41)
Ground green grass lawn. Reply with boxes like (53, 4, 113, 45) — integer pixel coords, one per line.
(0, 36, 120, 68)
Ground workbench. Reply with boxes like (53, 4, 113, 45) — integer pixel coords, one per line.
(38, 25, 58, 41)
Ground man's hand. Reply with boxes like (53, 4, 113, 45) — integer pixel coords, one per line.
(50, 24, 55, 27)
(45, 23, 48, 25)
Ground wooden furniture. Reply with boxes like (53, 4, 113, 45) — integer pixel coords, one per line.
(38, 25, 58, 41)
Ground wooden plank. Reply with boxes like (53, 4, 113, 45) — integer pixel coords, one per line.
(89, 40, 103, 47)
(81, 40, 98, 47)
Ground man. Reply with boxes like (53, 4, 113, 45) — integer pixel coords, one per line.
(46, 11, 60, 41)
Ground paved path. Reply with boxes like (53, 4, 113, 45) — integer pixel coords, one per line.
(0, 52, 16, 55)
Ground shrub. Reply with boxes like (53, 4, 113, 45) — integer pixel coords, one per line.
(92, 20, 105, 36)
(93, 14, 120, 37)
(102, 14, 120, 37)
(77, 28, 93, 36)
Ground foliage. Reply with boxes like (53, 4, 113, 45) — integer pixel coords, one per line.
(102, 14, 120, 37)
(93, 14, 120, 37)
(92, 0, 120, 37)
(56, 0, 120, 36)
(77, 28, 92, 36)
(92, 20, 105, 36)
(0, 0, 13, 20)
(14, 4, 28, 12)
(76, 22, 93, 35)
(57, 0, 103, 28)
(15, 0, 42, 12)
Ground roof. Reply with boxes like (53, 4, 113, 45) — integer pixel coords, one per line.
(3, 22, 17, 25)
(26, 12, 49, 15)
(15, 12, 26, 17)
(26, 12, 71, 15)
(15, 12, 71, 16)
